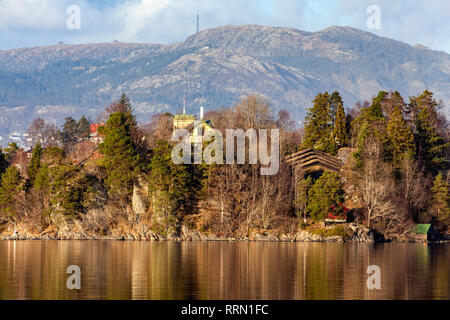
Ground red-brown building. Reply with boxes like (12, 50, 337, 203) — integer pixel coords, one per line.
(89, 123, 105, 144)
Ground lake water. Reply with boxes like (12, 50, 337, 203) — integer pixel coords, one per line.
(0, 241, 448, 300)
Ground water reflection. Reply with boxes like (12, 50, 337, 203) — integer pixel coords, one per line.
(0, 241, 448, 300)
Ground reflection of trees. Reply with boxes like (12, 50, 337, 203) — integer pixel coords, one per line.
(0, 242, 448, 299)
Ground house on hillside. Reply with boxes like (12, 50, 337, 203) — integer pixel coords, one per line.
(173, 107, 215, 141)
(89, 123, 105, 144)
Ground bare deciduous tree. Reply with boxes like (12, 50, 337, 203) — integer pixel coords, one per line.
(358, 138, 397, 230)
(27, 118, 58, 147)
(233, 95, 272, 130)
(400, 156, 430, 217)
(145, 113, 173, 149)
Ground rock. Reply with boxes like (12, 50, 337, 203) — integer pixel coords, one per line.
(89, 180, 107, 207)
(345, 223, 375, 242)
(326, 236, 343, 242)
(337, 147, 356, 164)
(279, 234, 290, 241)
(253, 233, 271, 241)
(132, 182, 148, 216)
(167, 232, 179, 241)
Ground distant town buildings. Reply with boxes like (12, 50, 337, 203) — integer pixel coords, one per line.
(0, 132, 32, 149)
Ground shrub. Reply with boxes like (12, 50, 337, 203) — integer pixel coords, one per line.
(309, 225, 348, 238)
(307, 172, 344, 221)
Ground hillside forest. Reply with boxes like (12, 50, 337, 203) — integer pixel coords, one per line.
(0, 90, 448, 239)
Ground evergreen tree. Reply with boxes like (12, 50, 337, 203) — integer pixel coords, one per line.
(370, 91, 387, 119)
(61, 117, 78, 143)
(352, 94, 388, 167)
(0, 166, 21, 217)
(116, 93, 142, 149)
(307, 171, 344, 221)
(77, 115, 91, 140)
(0, 148, 7, 177)
(430, 173, 449, 226)
(50, 165, 86, 217)
(408, 90, 439, 124)
(147, 141, 192, 220)
(26, 143, 42, 187)
(302, 92, 335, 154)
(4, 142, 19, 160)
(329, 91, 343, 122)
(415, 104, 448, 173)
(386, 105, 415, 168)
(332, 103, 348, 148)
(99, 112, 140, 199)
(119, 92, 132, 111)
(378, 91, 406, 119)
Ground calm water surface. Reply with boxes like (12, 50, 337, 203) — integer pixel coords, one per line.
(0, 241, 448, 300)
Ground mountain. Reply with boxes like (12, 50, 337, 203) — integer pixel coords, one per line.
(0, 25, 449, 144)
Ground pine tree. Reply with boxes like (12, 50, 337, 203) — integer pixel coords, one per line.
(99, 112, 140, 199)
(307, 172, 344, 221)
(77, 115, 91, 140)
(415, 105, 448, 173)
(61, 117, 78, 143)
(26, 143, 42, 187)
(379, 91, 405, 119)
(147, 141, 192, 220)
(333, 103, 348, 148)
(329, 91, 343, 122)
(119, 92, 132, 112)
(302, 92, 335, 154)
(369, 91, 386, 119)
(0, 148, 7, 177)
(4, 142, 19, 160)
(430, 173, 449, 225)
(0, 166, 21, 217)
(117, 93, 142, 149)
(352, 93, 388, 167)
(386, 105, 415, 168)
(408, 90, 439, 125)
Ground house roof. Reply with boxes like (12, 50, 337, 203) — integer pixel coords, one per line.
(182, 120, 215, 133)
(89, 123, 104, 134)
(412, 224, 432, 234)
(204, 120, 214, 128)
(174, 114, 195, 120)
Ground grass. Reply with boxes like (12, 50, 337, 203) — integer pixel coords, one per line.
(309, 225, 349, 238)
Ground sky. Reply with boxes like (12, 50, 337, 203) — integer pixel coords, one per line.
(0, 0, 449, 53)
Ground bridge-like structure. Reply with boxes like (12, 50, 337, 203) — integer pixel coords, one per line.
(284, 148, 343, 175)
(284, 149, 343, 215)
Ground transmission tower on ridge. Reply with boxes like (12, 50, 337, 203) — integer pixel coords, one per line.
(196, 11, 199, 33)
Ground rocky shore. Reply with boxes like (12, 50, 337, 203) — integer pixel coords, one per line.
(2, 222, 446, 243)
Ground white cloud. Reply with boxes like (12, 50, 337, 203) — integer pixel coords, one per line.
(0, 0, 448, 53)
(119, 0, 171, 37)
(0, 0, 68, 30)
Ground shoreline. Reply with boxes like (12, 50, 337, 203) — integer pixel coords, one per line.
(1, 234, 448, 244)
(1, 238, 448, 243)
(2, 223, 448, 244)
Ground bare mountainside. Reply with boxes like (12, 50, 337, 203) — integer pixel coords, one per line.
(0, 24, 449, 140)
